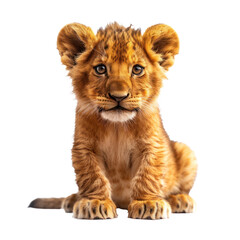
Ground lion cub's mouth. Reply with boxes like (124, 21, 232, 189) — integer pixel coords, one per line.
(99, 105, 134, 112)
(98, 105, 138, 122)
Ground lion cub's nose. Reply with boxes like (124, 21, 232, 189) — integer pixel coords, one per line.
(108, 93, 129, 102)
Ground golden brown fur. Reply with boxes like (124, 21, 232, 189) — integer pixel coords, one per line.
(29, 22, 197, 219)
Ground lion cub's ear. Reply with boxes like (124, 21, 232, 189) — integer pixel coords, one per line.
(143, 24, 179, 71)
(57, 23, 96, 70)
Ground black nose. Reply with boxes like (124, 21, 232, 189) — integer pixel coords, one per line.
(109, 93, 129, 102)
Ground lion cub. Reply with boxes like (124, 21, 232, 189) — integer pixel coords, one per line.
(29, 22, 197, 219)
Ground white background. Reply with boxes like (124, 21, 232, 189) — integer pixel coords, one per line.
(0, 0, 240, 239)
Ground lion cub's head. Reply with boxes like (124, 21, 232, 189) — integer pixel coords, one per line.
(57, 23, 179, 122)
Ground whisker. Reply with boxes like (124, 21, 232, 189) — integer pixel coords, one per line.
(139, 101, 155, 113)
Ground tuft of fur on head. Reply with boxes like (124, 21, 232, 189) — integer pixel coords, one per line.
(57, 22, 179, 123)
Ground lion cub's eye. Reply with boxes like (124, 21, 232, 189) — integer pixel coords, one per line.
(94, 64, 107, 75)
(132, 65, 144, 75)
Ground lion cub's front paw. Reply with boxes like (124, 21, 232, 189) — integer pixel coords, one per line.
(73, 198, 117, 219)
(128, 199, 171, 219)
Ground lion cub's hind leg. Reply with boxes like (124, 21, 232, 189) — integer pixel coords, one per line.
(169, 141, 197, 213)
(167, 194, 195, 213)
(62, 193, 78, 213)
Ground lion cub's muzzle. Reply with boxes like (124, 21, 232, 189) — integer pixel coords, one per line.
(107, 92, 130, 111)
(99, 91, 138, 122)
(108, 92, 129, 103)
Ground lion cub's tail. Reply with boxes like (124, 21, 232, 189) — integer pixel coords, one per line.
(28, 197, 65, 209)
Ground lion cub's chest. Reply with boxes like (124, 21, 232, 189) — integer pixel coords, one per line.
(97, 129, 138, 208)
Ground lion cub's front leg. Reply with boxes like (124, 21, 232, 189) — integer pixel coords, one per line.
(73, 198, 117, 219)
(128, 199, 171, 219)
(63, 194, 117, 218)
(128, 145, 173, 219)
(128, 170, 171, 219)
(71, 144, 117, 219)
